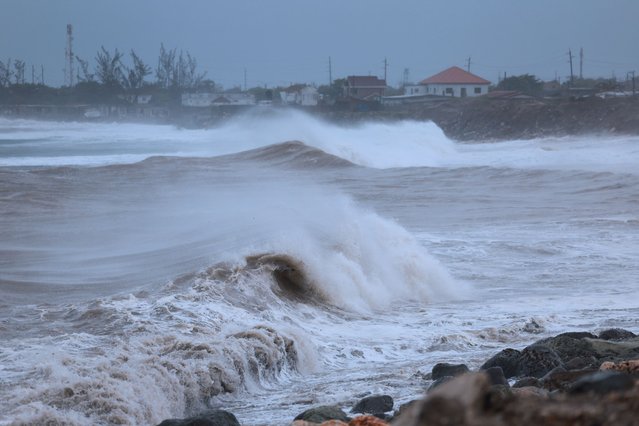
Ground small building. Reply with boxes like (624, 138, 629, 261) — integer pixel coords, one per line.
(280, 84, 319, 106)
(405, 66, 491, 98)
(181, 92, 255, 107)
(344, 76, 387, 101)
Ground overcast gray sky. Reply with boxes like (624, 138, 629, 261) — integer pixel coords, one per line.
(1, 0, 638, 88)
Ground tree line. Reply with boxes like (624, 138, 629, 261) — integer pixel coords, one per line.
(0, 44, 210, 91)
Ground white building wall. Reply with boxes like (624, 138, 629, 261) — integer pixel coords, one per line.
(404, 84, 489, 97)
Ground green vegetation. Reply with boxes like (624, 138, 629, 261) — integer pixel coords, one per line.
(496, 74, 543, 96)
(0, 44, 211, 106)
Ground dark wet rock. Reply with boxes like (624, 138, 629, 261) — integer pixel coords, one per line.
(431, 362, 469, 380)
(588, 337, 639, 362)
(518, 344, 563, 378)
(554, 331, 597, 340)
(564, 355, 598, 370)
(512, 377, 541, 388)
(156, 410, 240, 426)
(484, 366, 508, 387)
(598, 328, 637, 341)
(541, 368, 599, 392)
(535, 334, 597, 363)
(352, 394, 394, 415)
(568, 371, 635, 395)
(480, 348, 521, 378)
(293, 405, 350, 423)
(540, 365, 566, 379)
(427, 375, 454, 392)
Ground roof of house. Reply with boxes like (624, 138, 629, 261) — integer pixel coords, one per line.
(420, 66, 491, 85)
(282, 84, 307, 93)
(347, 76, 386, 88)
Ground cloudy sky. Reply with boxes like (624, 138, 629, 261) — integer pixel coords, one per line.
(1, 0, 637, 88)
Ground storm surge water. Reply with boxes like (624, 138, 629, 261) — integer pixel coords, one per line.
(1, 111, 639, 425)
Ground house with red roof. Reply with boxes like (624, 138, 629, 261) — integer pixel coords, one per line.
(405, 66, 491, 98)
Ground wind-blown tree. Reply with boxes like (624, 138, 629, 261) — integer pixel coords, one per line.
(156, 43, 175, 89)
(177, 51, 206, 89)
(75, 55, 94, 83)
(0, 59, 13, 87)
(155, 43, 206, 89)
(13, 60, 26, 85)
(125, 50, 151, 90)
(94, 46, 124, 88)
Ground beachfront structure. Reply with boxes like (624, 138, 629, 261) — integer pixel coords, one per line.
(280, 84, 319, 106)
(181, 92, 256, 107)
(405, 66, 490, 98)
(344, 76, 387, 101)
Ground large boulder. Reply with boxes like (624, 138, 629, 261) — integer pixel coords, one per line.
(156, 410, 240, 426)
(431, 363, 469, 380)
(294, 405, 350, 424)
(598, 328, 637, 341)
(518, 344, 563, 378)
(480, 348, 521, 378)
(588, 337, 639, 362)
(535, 334, 597, 362)
(351, 395, 394, 415)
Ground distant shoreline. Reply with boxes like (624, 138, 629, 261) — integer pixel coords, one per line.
(3, 96, 639, 142)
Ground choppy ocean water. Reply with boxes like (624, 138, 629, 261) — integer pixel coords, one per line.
(1, 110, 638, 425)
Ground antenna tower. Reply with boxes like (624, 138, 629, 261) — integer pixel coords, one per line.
(65, 24, 74, 87)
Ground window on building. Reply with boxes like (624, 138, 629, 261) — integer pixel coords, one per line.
(474, 87, 482, 94)
(445, 88, 453, 95)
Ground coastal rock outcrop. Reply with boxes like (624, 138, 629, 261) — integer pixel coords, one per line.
(479, 348, 521, 378)
(156, 409, 240, 426)
(294, 405, 351, 424)
(351, 394, 394, 416)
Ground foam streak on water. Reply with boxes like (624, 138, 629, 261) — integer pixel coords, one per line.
(1, 111, 639, 425)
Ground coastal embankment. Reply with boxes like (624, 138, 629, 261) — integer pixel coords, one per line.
(3, 96, 639, 142)
(320, 96, 639, 141)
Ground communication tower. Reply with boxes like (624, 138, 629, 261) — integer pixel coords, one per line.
(64, 24, 74, 87)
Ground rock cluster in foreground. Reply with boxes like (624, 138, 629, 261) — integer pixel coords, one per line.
(156, 328, 639, 426)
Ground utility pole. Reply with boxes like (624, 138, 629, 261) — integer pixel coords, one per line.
(383, 57, 388, 83)
(41, 65, 45, 85)
(568, 49, 574, 87)
(243, 68, 247, 91)
(402, 68, 410, 87)
(32, 65, 35, 84)
(466, 57, 472, 73)
(628, 71, 636, 96)
(579, 47, 583, 80)
(328, 56, 332, 86)
(64, 24, 74, 87)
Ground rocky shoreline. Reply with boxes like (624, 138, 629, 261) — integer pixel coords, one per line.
(156, 328, 639, 426)
(319, 96, 639, 141)
(3, 96, 639, 143)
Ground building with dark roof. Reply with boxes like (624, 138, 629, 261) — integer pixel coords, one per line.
(344, 76, 387, 101)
